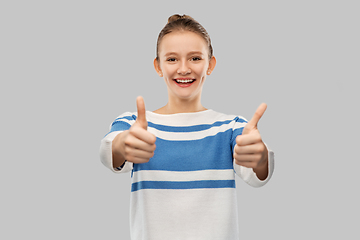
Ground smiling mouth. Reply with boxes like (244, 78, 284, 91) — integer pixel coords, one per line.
(174, 78, 195, 84)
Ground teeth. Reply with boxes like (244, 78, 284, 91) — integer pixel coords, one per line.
(176, 79, 194, 83)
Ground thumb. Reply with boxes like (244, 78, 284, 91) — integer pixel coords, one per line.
(243, 103, 267, 134)
(136, 96, 148, 129)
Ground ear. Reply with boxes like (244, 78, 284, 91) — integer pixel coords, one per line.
(153, 58, 163, 77)
(207, 56, 216, 75)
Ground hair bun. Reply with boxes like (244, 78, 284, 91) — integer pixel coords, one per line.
(167, 14, 195, 23)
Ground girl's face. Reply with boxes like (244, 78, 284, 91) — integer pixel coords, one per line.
(154, 31, 216, 102)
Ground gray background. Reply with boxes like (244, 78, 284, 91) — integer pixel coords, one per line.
(1, 0, 359, 239)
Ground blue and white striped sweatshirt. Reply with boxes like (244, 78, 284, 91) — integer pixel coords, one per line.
(100, 109, 274, 240)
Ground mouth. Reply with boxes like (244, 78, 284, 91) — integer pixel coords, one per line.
(173, 78, 196, 87)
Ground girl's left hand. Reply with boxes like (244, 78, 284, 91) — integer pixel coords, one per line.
(233, 103, 269, 172)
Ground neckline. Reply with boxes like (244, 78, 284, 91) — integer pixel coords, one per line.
(148, 109, 213, 116)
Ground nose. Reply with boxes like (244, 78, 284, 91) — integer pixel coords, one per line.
(177, 61, 191, 75)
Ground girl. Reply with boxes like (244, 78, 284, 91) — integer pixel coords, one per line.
(100, 14, 274, 240)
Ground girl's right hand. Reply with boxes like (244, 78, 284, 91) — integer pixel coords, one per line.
(112, 96, 156, 165)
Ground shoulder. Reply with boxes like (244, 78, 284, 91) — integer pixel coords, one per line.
(109, 112, 137, 129)
(208, 111, 248, 133)
(209, 110, 247, 123)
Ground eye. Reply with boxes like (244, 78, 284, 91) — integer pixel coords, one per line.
(191, 56, 202, 61)
(166, 58, 176, 62)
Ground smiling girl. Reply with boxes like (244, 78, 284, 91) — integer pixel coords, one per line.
(100, 14, 274, 240)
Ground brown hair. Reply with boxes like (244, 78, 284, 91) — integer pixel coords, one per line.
(156, 14, 213, 61)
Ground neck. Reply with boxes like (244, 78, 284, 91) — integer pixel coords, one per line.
(154, 95, 207, 114)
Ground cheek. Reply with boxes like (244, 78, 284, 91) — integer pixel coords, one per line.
(195, 66, 208, 78)
(195, 63, 209, 73)
(162, 66, 177, 77)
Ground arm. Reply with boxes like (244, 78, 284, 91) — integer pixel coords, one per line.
(232, 103, 274, 186)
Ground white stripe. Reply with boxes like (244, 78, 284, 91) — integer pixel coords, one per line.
(148, 122, 246, 141)
(132, 169, 235, 183)
(234, 121, 247, 129)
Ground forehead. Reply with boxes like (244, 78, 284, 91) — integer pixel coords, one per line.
(159, 31, 208, 55)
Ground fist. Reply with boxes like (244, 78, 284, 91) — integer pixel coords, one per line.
(233, 103, 268, 169)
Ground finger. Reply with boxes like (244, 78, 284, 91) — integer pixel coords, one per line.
(126, 155, 153, 164)
(243, 103, 267, 134)
(136, 96, 147, 129)
(234, 158, 257, 169)
(129, 126, 157, 145)
(234, 153, 261, 164)
(125, 133, 156, 153)
(125, 147, 155, 161)
(234, 142, 265, 155)
(235, 134, 262, 146)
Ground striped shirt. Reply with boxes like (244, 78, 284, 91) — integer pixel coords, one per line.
(100, 109, 274, 240)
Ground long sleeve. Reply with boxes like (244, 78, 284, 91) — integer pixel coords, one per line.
(99, 112, 136, 173)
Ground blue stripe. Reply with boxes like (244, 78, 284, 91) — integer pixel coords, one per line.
(104, 115, 135, 136)
(109, 121, 131, 132)
(133, 130, 235, 172)
(148, 120, 235, 133)
(231, 127, 244, 150)
(113, 116, 245, 133)
(131, 180, 235, 192)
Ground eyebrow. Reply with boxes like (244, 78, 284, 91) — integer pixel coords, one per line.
(164, 51, 205, 57)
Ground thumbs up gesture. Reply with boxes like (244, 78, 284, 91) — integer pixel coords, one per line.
(112, 96, 156, 165)
(134, 96, 150, 130)
(233, 103, 269, 176)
